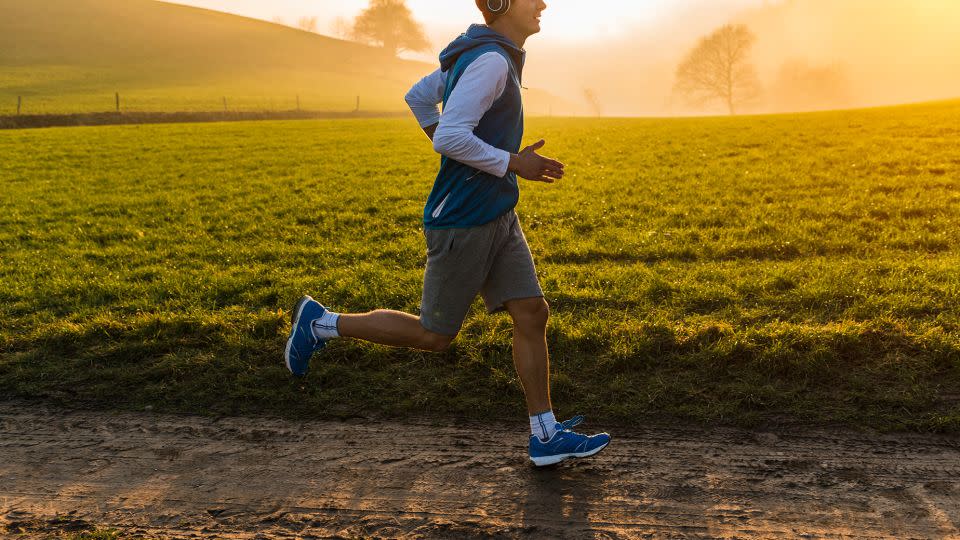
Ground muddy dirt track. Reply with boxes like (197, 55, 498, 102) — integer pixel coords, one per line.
(1, 402, 958, 539)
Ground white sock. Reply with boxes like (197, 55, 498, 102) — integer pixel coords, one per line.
(311, 311, 341, 340)
(530, 410, 558, 442)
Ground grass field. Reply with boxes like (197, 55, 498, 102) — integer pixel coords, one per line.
(2, 100, 959, 431)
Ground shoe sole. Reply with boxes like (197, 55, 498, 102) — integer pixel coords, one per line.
(284, 296, 312, 375)
(530, 440, 610, 467)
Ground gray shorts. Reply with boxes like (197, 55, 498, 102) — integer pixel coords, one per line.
(420, 210, 544, 336)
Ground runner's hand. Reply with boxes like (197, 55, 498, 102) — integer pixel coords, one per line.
(509, 140, 565, 183)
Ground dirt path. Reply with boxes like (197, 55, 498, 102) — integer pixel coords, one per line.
(1, 402, 958, 539)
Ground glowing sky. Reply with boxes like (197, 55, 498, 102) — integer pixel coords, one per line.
(164, 0, 764, 45)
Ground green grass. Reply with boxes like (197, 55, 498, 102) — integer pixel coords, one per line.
(2, 100, 959, 431)
(4, 519, 121, 539)
(68, 531, 122, 540)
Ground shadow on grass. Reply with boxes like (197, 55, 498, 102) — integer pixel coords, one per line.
(539, 242, 807, 266)
(547, 318, 960, 431)
(1, 311, 959, 431)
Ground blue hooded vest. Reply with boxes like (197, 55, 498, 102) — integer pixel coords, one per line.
(423, 25, 526, 230)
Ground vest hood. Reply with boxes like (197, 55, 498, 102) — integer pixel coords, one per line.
(439, 24, 525, 76)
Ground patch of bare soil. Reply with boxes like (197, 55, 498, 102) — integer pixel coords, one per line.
(1, 402, 958, 539)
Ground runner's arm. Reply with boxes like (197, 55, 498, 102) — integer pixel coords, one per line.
(405, 69, 446, 140)
(432, 52, 511, 177)
(412, 55, 563, 182)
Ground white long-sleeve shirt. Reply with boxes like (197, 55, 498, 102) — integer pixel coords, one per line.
(404, 52, 512, 178)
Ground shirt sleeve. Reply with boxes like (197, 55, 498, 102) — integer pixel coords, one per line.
(405, 69, 447, 128)
(432, 52, 512, 178)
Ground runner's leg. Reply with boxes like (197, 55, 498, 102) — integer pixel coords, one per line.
(338, 311, 453, 352)
(505, 296, 552, 415)
(479, 212, 551, 416)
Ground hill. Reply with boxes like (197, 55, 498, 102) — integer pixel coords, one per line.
(0, 0, 501, 115)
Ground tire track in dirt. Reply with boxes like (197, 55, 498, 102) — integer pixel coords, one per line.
(1, 402, 958, 539)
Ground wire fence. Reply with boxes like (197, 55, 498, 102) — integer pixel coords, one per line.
(5, 93, 370, 116)
(0, 93, 411, 129)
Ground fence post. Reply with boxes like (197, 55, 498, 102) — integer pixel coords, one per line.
(17, 96, 21, 116)
(223, 97, 228, 112)
(116, 92, 120, 113)
(296, 95, 300, 111)
(355, 95, 360, 112)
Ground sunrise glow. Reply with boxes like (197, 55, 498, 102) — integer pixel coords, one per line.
(164, 0, 766, 45)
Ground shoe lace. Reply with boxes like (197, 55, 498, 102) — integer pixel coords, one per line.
(560, 415, 585, 430)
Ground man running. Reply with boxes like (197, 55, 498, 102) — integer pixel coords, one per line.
(285, 0, 610, 467)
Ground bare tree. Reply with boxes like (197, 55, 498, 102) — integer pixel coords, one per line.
(352, 0, 430, 56)
(673, 24, 761, 115)
(583, 88, 603, 117)
(297, 16, 319, 34)
(271, 16, 286, 26)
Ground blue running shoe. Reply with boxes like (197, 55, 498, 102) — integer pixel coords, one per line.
(529, 421, 611, 467)
(284, 295, 329, 376)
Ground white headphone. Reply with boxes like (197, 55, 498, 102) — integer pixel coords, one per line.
(487, 0, 512, 15)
